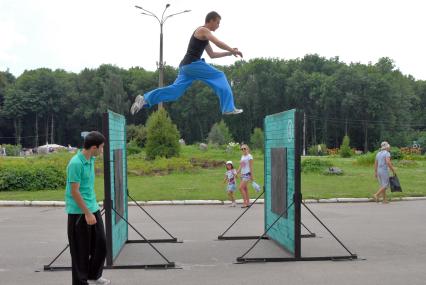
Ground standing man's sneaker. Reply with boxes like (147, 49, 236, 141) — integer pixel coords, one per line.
(130, 94, 146, 115)
(223, 108, 243, 115)
(88, 277, 111, 285)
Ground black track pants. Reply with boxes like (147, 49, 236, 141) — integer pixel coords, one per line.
(67, 211, 107, 285)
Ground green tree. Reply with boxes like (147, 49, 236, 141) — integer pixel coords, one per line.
(207, 120, 233, 145)
(127, 124, 147, 147)
(340, 135, 352, 158)
(2, 87, 29, 145)
(145, 109, 181, 160)
(250, 127, 264, 151)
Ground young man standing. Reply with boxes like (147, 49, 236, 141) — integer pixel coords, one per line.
(131, 11, 243, 115)
(65, 131, 110, 285)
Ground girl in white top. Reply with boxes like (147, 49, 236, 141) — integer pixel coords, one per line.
(237, 144, 254, 208)
(224, 161, 237, 207)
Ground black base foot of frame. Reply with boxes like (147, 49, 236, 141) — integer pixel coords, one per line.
(44, 262, 177, 271)
(218, 234, 315, 240)
(43, 265, 71, 271)
(236, 254, 358, 263)
(126, 238, 182, 244)
(217, 235, 269, 241)
(104, 262, 177, 269)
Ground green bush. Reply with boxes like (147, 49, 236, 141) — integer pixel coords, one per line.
(389, 146, 403, 160)
(412, 131, 426, 149)
(340, 135, 352, 158)
(355, 151, 378, 165)
(355, 147, 403, 165)
(127, 140, 143, 155)
(145, 109, 181, 160)
(403, 154, 426, 161)
(207, 120, 233, 145)
(1, 144, 22, 156)
(395, 160, 418, 168)
(307, 144, 327, 156)
(301, 158, 332, 173)
(0, 165, 66, 191)
(127, 155, 194, 176)
(127, 124, 147, 148)
(250, 128, 264, 151)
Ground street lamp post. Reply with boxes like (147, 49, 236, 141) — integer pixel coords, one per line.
(135, 4, 191, 109)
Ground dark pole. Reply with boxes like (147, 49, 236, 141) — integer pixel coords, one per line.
(158, 22, 164, 109)
(135, 4, 190, 110)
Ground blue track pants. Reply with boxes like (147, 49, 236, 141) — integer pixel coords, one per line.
(143, 59, 236, 113)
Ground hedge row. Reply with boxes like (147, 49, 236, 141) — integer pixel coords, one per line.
(0, 166, 66, 191)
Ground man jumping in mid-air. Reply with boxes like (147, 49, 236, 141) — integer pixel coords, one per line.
(131, 11, 243, 115)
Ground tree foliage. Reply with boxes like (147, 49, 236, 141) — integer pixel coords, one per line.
(250, 127, 264, 151)
(0, 55, 424, 152)
(340, 135, 352, 158)
(145, 109, 180, 160)
(207, 120, 233, 145)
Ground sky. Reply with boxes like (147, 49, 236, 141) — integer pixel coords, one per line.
(1, 0, 426, 80)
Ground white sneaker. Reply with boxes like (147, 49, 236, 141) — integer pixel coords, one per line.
(229, 202, 236, 207)
(223, 108, 243, 115)
(130, 94, 145, 115)
(88, 277, 111, 285)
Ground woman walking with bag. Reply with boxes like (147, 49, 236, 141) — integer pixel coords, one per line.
(374, 141, 396, 204)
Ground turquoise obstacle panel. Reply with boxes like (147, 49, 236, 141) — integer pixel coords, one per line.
(103, 110, 129, 265)
(264, 109, 302, 257)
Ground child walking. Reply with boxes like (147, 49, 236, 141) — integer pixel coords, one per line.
(224, 161, 237, 207)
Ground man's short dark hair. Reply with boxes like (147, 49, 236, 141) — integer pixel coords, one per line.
(205, 11, 221, 23)
(83, 131, 105, 149)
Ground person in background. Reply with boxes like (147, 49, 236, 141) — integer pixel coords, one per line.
(224, 161, 237, 207)
(374, 141, 396, 204)
(237, 144, 254, 208)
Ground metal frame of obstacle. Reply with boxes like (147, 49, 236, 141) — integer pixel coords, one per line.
(217, 109, 358, 263)
(102, 110, 179, 269)
(44, 110, 181, 271)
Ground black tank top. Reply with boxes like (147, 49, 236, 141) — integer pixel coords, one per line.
(180, 30, 209, 67)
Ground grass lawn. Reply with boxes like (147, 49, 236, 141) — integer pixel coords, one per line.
(1, 154, 425, 201)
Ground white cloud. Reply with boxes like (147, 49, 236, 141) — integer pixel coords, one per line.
(0, 20, 27, 63)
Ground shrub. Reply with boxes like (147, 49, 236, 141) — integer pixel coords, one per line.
(207, 120, 233, 145)
(127, 155, 194, 176)
(340, 135, 352, 158)
(413, 131, 426, 149)
(127, 140, 143, 155)
(0, 165, 66, 191)
(1, 144, 22, 156)
(145, 109, 181, 160)
(301, 158, 332, 173)
(403, 154, 426, 161)
(355, 151, 378, 165)
(250, 128, 264, 151)
(395, 160, 418, 168)
(226, 142, 240, 154)
(127, 124, 147, 148)
(389, 147, 403, 160)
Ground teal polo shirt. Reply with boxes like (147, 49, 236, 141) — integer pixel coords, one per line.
(65, 150, 99, 214)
